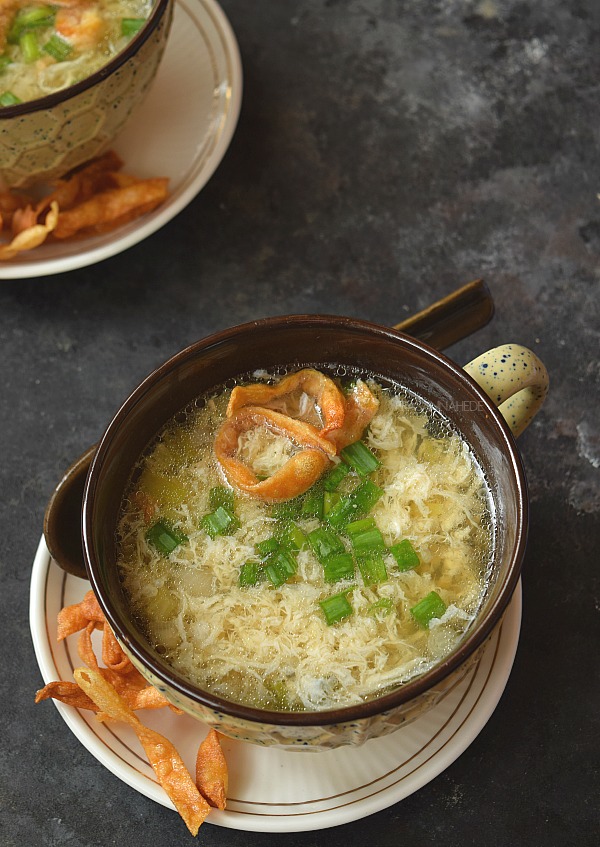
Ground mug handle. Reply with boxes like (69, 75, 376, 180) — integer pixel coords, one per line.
(463, 344, 549, 437)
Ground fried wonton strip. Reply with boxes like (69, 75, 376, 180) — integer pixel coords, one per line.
(78, 621, 101, 669)
(128, 686, 182, 712)
(74, 668, 211, 836)
(215, 405, 335, 502)
(86, 148, 123, 170)
(53, 178, 169, 239)
(227, 368, 347, 437)
(36, 675, 177, 713)
(89, 197, 164, 234)
(35, 680, 99, 711)
(195, 729, 228, 810)
(326, 379, 380, 452)
(57, 589, 106, 640)
(0, 201, 58, 259)
(71, 619, 166, 703)
(68, 149, 124, 181)
(0, 189, 29, 218)
(11, 204, 38, 235)
(102, 624, 132, 673)
(37, 179, 81, 216)
(36, 154, 127, 217)
(78, 630, 147, 693)
(107, 171, 142, 189)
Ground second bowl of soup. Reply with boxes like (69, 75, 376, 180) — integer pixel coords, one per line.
(0, 0, 173, 188)
(83, 316, 548, 749)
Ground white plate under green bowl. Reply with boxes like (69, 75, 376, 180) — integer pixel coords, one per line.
(30, 535, 522, 833)
(0, 0, 242, 280)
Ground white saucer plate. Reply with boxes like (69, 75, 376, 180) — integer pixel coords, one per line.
(30, 536, 521, 832)
(0, 0, 242, 279)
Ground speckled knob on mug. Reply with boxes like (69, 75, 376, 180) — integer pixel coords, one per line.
(464, 344, 549, 437)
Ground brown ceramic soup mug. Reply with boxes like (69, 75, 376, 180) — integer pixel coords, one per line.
(76, 314, 548, 750)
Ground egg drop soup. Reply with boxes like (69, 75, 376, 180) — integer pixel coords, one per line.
(116, 369, 494, 712)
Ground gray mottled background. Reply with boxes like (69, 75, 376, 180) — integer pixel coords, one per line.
(1, 1, 598, 845)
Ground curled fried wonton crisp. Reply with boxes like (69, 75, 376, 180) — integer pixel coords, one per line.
(215, 373, 380, 502)
(215, 405, 336, 502)
(75, 667, 212, 836)
(0, 201, 58, 259)
(0, 151, 169, 259)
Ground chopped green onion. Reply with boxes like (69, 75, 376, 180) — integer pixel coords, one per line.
(201, 505, 240, 538)
(8, 6, 55, 42)
(322, 552, 355, 583)
(323, 490, 341, 515)
(323, 493, 353, 528)
(307, 526, 345, 563)
(323, 462, 351, 491)
(239, 560, 262, 587)
(390, 539, 420, 571)
(345, 516, 377, 536)
(209, 486, 235, 512)
(43, 34, 72, 62)
(121, 17, 147, 37)
(19, 31, 40, 63)
(368, 597, 394, 618)
(341, 440, 381, 476)
(411, 591, 447, 628)
(273, 549, 297, 576)
(350, 527, 386, 555)
(301, 483, 324, 519)
(349, 478, 384, 512)
(357, 552, 388, 586)
(345, 516, 386, 555)
(264, 549, 297, 587)
(146, 519, 188, 555)
(264, 560, 287, 587)
(0, 91, 21, 107)
(255, 536, 281, 559)
(276, 521, 306, 551)
(319, 591, 353, 625)
(326, 479, 384, 528)
(14, 6, 56, 27)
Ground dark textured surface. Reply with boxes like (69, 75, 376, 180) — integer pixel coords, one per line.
(1, 1, 598, 845)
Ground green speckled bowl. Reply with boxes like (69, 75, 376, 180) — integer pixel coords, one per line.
(81, 316, 548, 751)
(0, 0, 173, 189)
